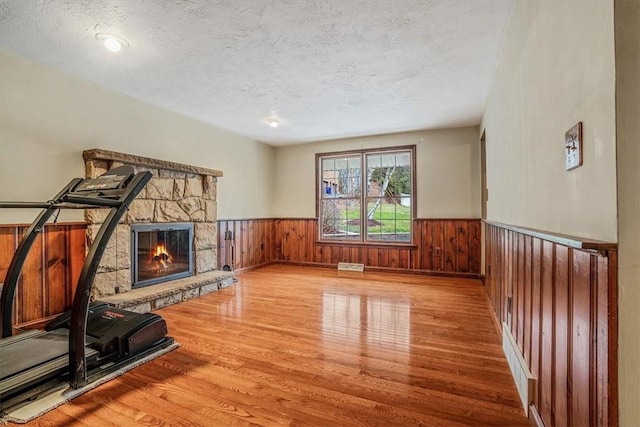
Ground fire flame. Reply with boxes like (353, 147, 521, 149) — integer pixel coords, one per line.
(154, 244, 169, 258)
(152, 244, 173, 269)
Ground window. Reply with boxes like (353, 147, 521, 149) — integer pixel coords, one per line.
(317, 146, 414, 243)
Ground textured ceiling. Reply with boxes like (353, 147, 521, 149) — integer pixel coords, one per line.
(0, 0, 514, 145)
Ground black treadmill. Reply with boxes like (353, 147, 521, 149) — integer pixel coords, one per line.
(0, 166, 174, 409)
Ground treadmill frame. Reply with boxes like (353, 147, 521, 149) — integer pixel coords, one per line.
(0, 178, 83, 337)
(0, 167, 153, 390)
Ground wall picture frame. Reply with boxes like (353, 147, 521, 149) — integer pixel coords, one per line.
(565, 122, 583, 171)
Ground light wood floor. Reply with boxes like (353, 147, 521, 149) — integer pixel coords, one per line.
(27, 264, 528, 426)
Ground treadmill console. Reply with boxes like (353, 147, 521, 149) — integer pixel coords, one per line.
(74, 166, 135, 192)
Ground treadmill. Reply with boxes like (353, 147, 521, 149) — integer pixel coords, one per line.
(0, 166, 175, 409)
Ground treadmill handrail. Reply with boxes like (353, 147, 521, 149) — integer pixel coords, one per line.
(0, 202, 57, 209)
(0, 202, 118, 210)
(0, 196, 127, 209)
(62, 194, 121, 207)
(0, 178, 84, 337)
(68, 171, 152, 389)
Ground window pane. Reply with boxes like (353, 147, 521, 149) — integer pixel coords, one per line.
(322, 158, 334, 171)
(321, 198, 361, 240)
(364, 150, 412, 242)
(348, 156, 360, 171)
(320, 154, 362, 240)
(321, 155, 360, 198)
(395, 220, 412, 242)
(344, 200, 361, 238)
(396, 152, 410, 166)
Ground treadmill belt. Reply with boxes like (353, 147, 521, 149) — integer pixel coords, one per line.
(0, 329, 71, 380)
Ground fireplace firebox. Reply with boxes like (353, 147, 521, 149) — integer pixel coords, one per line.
(131, 223, 194, 288)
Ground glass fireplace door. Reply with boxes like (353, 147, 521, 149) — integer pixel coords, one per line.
(131, 223, 193, 288)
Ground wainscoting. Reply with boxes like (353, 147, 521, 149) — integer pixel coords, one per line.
(485, 221, 617, 426)
(0, 222, 86, 328)
(217, 218, 481, 275)
(1, 218, 480, 324)
(217, 218, 275, 271)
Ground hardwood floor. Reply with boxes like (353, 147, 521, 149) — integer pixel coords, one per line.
(27, 265, 527, 426)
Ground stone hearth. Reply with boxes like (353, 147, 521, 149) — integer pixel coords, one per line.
(99, 270, 235, 313)
(83, 149, 230, 309)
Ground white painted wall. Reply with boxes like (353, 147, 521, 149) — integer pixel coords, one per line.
(273, 127, 480, 218)
(615, 0, 640, 424)
(0, 50, 275, 224)
(481, 1, 617, 241)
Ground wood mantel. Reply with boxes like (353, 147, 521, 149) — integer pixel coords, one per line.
(83, 148, 223, 177)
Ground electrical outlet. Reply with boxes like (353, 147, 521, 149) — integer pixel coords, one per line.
(434, 247, 442, 256)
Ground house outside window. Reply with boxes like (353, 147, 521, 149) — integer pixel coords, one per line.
(317, 146, 415, 243)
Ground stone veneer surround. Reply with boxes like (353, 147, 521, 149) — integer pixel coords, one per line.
(83, 149, 223, 299)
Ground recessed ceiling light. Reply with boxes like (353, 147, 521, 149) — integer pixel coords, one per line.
(95, 33, 129, 52)
(266, 118, 279, 128)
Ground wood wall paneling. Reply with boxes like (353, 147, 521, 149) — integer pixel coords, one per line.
(529, 237, 542, 411)
(515, 233, 525, 352)
(504, 231, 511, 328)
(218, 218, 482, 276)
(469, 220, 481, 273)
(554, 245, 569, 427)
(0, 227, 16, 285)
(540, 240, 555, 424)
(456, 222, 469, 272)
(431, 220, 444, 271)
(217, 219, 275, 271)
(0, 223, 86, 328)
(45, 226, 67, 316)
(484, 223, 617, 427)
(21, 225, 45, 323)
(444, 220, 456, 271)
(523, 235, 532, 367)
(571, 249, 592, 427)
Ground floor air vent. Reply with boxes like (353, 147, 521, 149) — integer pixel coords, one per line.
(502, 323, 535, 415)
(337, 262, 365, 272)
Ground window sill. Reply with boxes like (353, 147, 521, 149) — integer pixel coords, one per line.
(315, 240, 418, 250)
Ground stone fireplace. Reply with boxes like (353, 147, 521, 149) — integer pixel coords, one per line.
(83, 149, 232, 311)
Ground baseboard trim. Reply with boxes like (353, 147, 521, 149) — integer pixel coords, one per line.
(272, 260, 335, 269)
(235, 260, 484, 281)
(14, 314, 59, 332)
(362, 265, 483, 279)
(502, 323, 535, 416)
(529, 404, 544, 427)
(232, 261, 278, 274)
(265, 260, 483, 279)
(482, 289, 502, 338)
